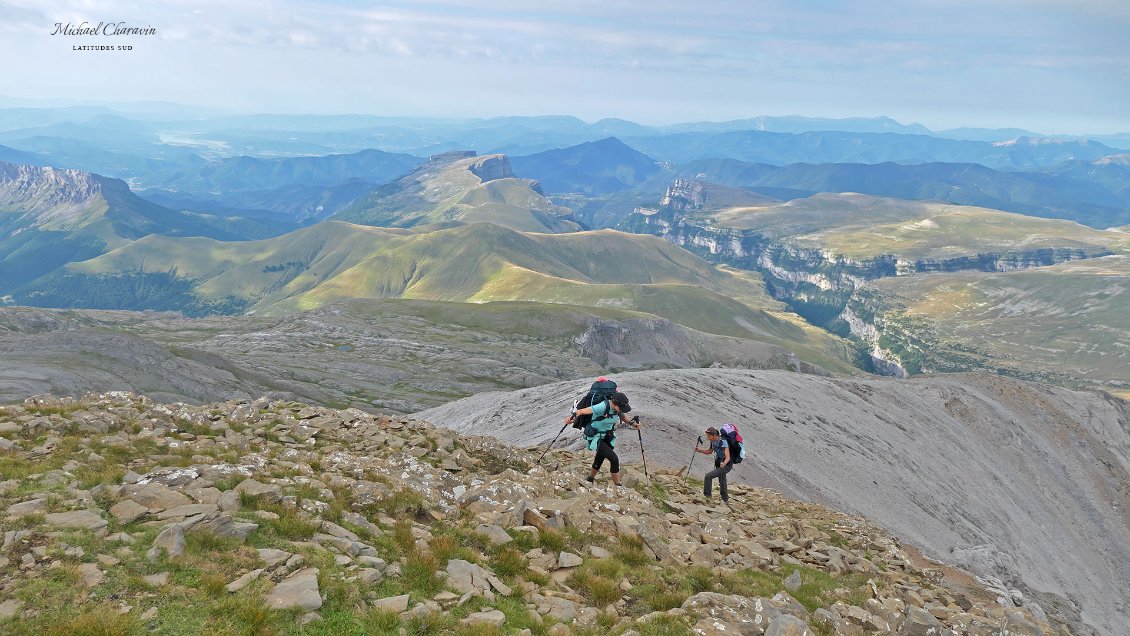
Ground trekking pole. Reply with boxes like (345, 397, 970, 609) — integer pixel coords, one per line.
(633, 416, 649, 481)
(685, 435, 703, 486)
(536, 421, 570, 466)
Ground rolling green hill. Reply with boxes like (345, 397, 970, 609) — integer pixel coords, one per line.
(15, 220, 856, 370)
(333, 151, 579, 232)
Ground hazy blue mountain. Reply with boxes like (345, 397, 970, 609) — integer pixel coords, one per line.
(141, 178, 374, 224)
(660, 115, 931, 135)
(674, 159, 1130, 228)
(510, 137, 662, 194)
(143, 148, 422, 194)
(1, 136, 201, 180)
(0, 144, 43, 165)
(0, 106, 119, 132)
(1091, 134, 1130, 151)
(625, 131, 1118, 169)
(1046, 155, 1130, 200)
(934, 127, 1044, 142)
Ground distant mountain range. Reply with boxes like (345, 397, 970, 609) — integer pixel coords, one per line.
(0, 161, 283, 292)
(140, 148, 421, 194)
(623, 131, 1119, 170)
(672, 158, 1130, 228)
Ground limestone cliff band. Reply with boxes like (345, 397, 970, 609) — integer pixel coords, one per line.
(51, 22, 157, 36)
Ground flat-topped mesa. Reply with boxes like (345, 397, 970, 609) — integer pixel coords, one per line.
(420, 151, 514, 183)
(426, 150, 478, 165)
(467, 154, 514, 182)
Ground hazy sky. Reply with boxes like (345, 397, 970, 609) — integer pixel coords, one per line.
(2, 0, 1128, 134)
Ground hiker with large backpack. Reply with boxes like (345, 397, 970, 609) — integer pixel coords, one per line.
(564, 377, 639, 486)
(694, 424, 743, 503)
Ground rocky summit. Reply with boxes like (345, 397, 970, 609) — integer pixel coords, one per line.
(0, 392, 1060, 635)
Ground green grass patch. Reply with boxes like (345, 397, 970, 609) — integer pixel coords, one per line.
(566, 569, 621, 606)
(403, 612, 455, 635)
(537, 529, 566, 554)
(402, 552, 443, 599)
(240, 496, 319, 543)
(635, 615, 694, 636)
(361, 488, 427, 519)
(41, 604, 143, 636)
(612, 536, 650, 568)
(720, 565, 869, 612)
(487, 546, 529, 579)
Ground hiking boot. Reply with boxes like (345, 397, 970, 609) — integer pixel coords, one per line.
(585, 476, 595, 484)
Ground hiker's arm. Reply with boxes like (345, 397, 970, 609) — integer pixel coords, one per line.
(565, 407, 591, 425)
(722, 445, 731, 466)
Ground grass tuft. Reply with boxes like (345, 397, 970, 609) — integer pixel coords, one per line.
(43, 604, 142, 636)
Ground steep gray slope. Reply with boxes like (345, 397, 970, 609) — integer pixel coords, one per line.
(0, 302, 835, 410)
(420, 368, 1130, 635)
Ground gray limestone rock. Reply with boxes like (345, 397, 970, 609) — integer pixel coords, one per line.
(265, 568, 322, 611)
(765, 614, 811, 636)
(475, 524, 513, 545)
(225, 569, 263, 593)
(783, 570, 801, 592)
(899, 607, 944, 636)
(462, 609, 506, 627)
(152, 524, 185, 558)
(6, 498, 47, 517)
(121, 483, 193, 511)
(372, 594, 410, 613)
(109, 499, 148, 524)
(77, 563, 104, 588)
(45, 509, 107, 531)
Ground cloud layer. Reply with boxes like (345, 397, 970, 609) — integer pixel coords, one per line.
(3, 0, 1128, 133)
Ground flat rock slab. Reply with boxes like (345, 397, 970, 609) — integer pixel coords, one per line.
(45, 509, 107, 531)
(157, 503, 219, 519)
(109, 499, 148, 524)
(226, 568, 263, 593)
(257, 548, 292, 569)
(153, 524, 185, 557)
(372, 594, 410, 613)
(475, 524, 512, 545)
(557, 551, 583, 569)
(77, 563, 104, 587)
(6, 499, 47, 517)
(121, 483, 192, 511)
(462, 609, 506, 627)
(265, 568, 321, 611)
(142, 572, 170, 587)
(0, 598, 23, 619)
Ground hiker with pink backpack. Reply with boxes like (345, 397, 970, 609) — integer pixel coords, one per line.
(693, 423, 745, 504)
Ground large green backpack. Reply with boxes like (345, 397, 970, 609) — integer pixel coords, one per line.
(571, 379, 618, 430)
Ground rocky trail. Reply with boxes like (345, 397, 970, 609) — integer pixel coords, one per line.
(422, 368, 1130, 635)
(0, 392, 1063, 635)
